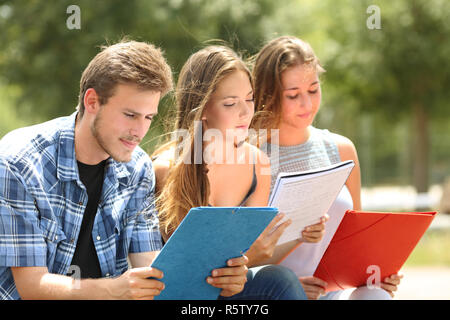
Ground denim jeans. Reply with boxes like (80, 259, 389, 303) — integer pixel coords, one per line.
(220, 265, 307, 300)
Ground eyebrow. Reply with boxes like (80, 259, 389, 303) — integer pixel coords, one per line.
(284, 81, 319, 91)
(124, 108, 157, 117)
(221, 91, 254, 100)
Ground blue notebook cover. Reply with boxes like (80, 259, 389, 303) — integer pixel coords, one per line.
(151, 206, 278, 300)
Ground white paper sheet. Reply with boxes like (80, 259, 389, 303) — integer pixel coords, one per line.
(269, 160, 354, 245)
(279, 185, 353, 277)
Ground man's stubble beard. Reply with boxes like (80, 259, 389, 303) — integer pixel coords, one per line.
(91, 112, 134, 163)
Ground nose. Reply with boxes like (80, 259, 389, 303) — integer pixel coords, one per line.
(130, 118, 151, 140)
(298, 93, 312, 112)
(239, 99, 254, 119)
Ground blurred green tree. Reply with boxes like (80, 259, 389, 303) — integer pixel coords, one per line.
(1, 0, 448, 193)
(316, 0, 450, 193)
(0, 0, 274, 150)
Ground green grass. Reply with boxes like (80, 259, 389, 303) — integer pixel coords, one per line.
(404, 229, 450, 267)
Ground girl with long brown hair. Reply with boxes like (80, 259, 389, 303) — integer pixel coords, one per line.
(251, 35, 403, 300)
(152, 45, 307, 300)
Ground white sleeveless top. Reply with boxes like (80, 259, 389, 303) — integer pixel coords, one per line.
(262, 126, 354, 277)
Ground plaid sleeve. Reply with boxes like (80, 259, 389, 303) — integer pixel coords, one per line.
(129, 165, 162, 253)
(129, 193, 163, 253)
(0, 161, 47, 267)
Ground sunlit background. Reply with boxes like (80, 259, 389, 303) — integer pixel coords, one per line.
(0, 0, 449, 298)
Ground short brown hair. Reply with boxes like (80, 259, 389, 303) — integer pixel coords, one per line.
(77, 40, 173, 117)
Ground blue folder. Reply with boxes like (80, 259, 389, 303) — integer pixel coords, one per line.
(151, 206, 278, 300)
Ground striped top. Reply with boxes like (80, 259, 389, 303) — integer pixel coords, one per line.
(263, 126, 354, 278)
(262, 126, 342, 192)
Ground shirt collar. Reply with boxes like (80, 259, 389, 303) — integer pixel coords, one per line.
(56, 112, 79, 182)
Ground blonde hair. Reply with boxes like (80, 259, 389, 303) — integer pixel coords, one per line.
(154, 45, 252, 236)
(77, 40, 173, 118)
(251, 36, 325, 137)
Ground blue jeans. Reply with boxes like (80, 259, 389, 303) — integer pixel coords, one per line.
(220, 265, 307, 300)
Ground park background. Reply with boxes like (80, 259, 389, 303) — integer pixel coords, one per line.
(0, 0, 448, 299)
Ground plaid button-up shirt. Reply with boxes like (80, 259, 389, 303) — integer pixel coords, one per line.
(0, 112, 162, 299)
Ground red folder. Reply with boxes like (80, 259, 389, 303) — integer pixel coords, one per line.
(313, 210, 437, 292)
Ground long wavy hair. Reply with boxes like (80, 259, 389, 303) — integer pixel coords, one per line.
(250, 36, 325, 141)
(153, 45, 252, 237)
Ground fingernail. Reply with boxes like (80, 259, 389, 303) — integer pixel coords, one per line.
(207, 277, 213, 284)
(212, 270, 218, 277)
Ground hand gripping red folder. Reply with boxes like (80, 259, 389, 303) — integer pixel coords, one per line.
(314, 210, 437, 292)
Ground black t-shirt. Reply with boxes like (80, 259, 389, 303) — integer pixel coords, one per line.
(69, 160, 106, 279)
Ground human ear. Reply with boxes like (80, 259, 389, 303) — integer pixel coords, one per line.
(83, 88, 101, 115)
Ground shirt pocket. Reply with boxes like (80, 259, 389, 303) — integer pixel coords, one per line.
(39, 216, 67, 243)
(39, 216, 67, 269)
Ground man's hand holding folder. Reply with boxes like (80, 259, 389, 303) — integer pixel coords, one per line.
(109, 266, 165, 300)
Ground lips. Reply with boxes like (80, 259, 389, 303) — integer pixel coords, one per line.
(120, 139, 138, 149)
(297, 112, 311, 119)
